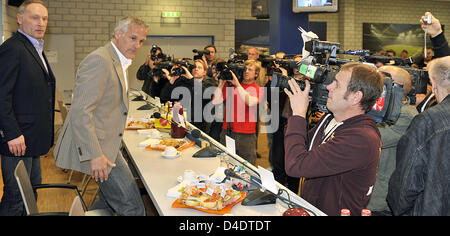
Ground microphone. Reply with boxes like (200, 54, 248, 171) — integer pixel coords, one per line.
(153, 111, 164, 120)
(153, 112, 191, 130)
(224, 168, 249, 182)
(191, 129, 223, 158)
(193, 49, 210, 55)
(342, 50, 370, 56)
(129, 89, 146, 102)
(190, 129, 202, 139)
(229, 48, 236, 59)
(223, 168, 277, 206)
(223, 168, 317, 215)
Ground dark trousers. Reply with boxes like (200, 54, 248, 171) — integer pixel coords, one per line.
(269, 118, 299, 194)
(208, 121, 223, 142)
(0, 155, 41, 216)
(220, 130, 257, 165)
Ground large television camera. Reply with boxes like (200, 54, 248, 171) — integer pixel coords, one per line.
(193, 49, 211, 60)
(215, 61, 246, 81)
(361, 53, 429, 105)
(271, 63, 337, 113)
(260, 56, 299, 76)
(153, 59, 194, 78)
(271, 38, 407, 123)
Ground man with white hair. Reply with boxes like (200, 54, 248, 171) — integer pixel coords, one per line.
(54, 16, 148, 215)
(387, 56, 450, 216)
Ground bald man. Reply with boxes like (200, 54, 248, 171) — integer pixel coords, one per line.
(367, 66, 418, 215)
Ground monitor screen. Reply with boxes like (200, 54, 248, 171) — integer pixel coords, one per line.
(293, 0, 338, 13)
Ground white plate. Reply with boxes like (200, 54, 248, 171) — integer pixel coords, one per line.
(162, 151, 181, 159)
(177, 175, 201, 183)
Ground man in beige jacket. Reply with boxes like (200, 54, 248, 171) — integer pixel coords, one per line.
(54, 16, 148, 215)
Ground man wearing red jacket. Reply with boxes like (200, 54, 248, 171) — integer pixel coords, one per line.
(283, 63, 384, 216)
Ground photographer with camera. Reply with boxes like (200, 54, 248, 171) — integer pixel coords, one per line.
(415, 12, 449, 112)
(366, 66, 418, 215)
(283, 62, 384, 216)
(136, 45, 167, 97)
(212, 60, 264, 165)
(159, 59, 211, 132)
(387, 56, 450, 216)
(203, 59, 225, 142)
(203, 45, 217, 66)
(420, 12, 450, 58)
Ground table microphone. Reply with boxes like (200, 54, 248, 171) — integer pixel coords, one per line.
(224, 168, 316, 215)
(191, 129, 222, 158)
(224, 168, 276, 206)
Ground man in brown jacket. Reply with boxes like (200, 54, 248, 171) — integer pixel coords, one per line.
(283, 63, 383, 216)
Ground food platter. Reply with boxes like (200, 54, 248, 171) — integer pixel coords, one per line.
(146, 139, 195, 151)
(171, 183, 246, 215)
(125, 119, 155, 130)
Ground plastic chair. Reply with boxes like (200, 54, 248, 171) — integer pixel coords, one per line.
(69, 196, 113, 216)
(14, 160, 88, 216)
(69, 196, 86, 216)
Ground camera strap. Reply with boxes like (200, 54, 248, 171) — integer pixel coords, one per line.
(322, 118, 343, 144)
(308, 113, 331, 151)
(424, 28, 428, 59)
(308, 114, 345, 151)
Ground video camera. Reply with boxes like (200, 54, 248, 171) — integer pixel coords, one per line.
(150, 44, 167, 61)
(153, 60, 194, 78)
(361, 52, 429, 105)
(271, 63, 337, 113)
(193, 49, 210, 60)
(260, 57, 300, 76)
(271, 38, 405, 123)
(215, 61, 246, 81)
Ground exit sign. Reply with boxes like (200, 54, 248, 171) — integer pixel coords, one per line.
(161, 12, 180, 18)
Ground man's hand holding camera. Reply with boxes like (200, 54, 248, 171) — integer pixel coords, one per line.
(161, 65, 192, 84)
(284, 79, 311, 118)
(421, 12, 442, 38)
(229, 70, 242, 88)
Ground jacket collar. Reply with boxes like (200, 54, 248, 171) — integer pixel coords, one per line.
(16, 31, 48, 75)
(104, 42, 129, 110)
(15, 31, 55, 82)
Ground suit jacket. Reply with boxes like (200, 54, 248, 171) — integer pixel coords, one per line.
(0, 31, 56, 157)
(54, 42, 129, 174)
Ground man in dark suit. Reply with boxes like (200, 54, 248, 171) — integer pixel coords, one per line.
(0, 0, 55, 216)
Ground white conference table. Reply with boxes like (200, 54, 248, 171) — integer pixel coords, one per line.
(122, 100, 326, 216)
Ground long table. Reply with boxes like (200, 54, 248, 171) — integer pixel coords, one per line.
(122, 99, 326, 216)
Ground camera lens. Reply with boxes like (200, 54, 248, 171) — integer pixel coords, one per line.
(270, 73, 307, 92)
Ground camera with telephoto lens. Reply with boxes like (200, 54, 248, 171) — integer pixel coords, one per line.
(150, 45, 167, 61)
(361, 51, 429, 105)
(271, 63, 336, 113)
(193, 49, 210, 60)
(215, 61, 246, 81)
(153, 60, 194, 78)
(271, 38, 405, 123)
(260, 56, 299, 76)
